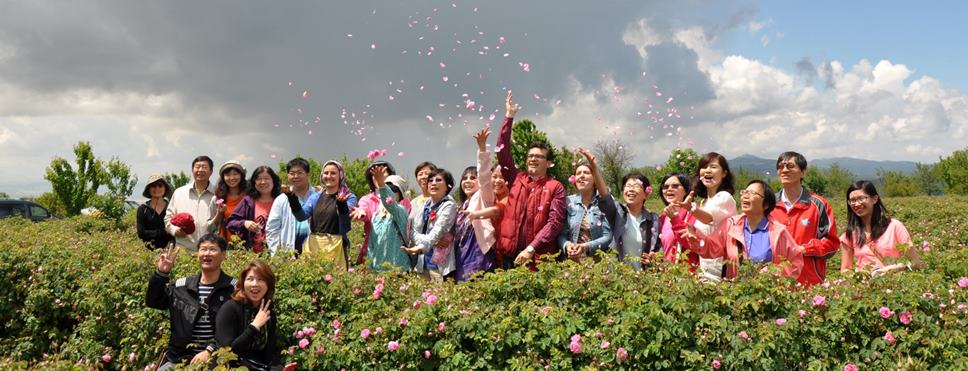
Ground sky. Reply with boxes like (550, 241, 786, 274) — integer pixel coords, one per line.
(1, 0, 966, 198)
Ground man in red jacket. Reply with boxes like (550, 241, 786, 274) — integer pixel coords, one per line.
(770, 151, 839, 286)
(495, 91, 567, 269)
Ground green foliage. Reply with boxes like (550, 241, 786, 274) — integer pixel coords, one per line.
(163, 171, 191, 190)
(0, 192, 9, 199)
(30, 192, 67, 217)
(44, 141, 104, 216)
(276, 156, 324, 187)
(339, 155, 372, 197)
(509, 119, 576, 187)
(594, 139, 635, 196)
(877, 169, 920, 197)
(2, 196, 967, 369)
(103, 157, 138, 198)
(804, 163, 855, 200)
(936, 148, 968, 195)
(913, 163, 945, 196)
(658, 148, 700, 179)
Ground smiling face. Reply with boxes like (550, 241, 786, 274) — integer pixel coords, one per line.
(491, 167, 508, 196)
(574, 165, 593, 193)
(321, 164, 340, 191)
(287, 166, 309, 191)
(525, 147, 551, 177)
(243, 270, 269, 304)
(192, 160, 212, 185)
(196, 241, 225, 273)
(149, 182, 167, 198)
(740, 183, 766, 216)
(460, 171, 479, 198)
(698, 159, 726, 193)
(661, 177, 686, 204)
(623, 178, 646, 206)
(223, 168, 243, 190)
(416, 166, 434, 194)
(428, 174, 448, 200)
(254, 170, 273, 197)
(848, 189, 877, 219)
(776, 158, 804, 187)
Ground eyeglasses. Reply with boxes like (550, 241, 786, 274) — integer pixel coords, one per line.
(848, 196, 871, 205)
(661, 183, 682, 190)
(776, 162, 799, 170)
(526, 153, 547, 160)
(199, 247, 221, 254)
(740, 189, 763, 198)
(428, 178, 446, 184)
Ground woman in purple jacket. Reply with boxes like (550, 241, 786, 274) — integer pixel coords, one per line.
(227, 166, 282, 252)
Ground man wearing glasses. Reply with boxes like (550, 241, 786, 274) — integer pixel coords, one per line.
(770, 151, 839, 286)
(494, 91, 568, 269)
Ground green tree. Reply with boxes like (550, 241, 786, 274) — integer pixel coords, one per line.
(277, 156, 324, 187)
(44, 142, 104, 216)
(103, 157, 138, 198)
(936, 148, 968, 195)
(659, 148, 700, 179)
(29, 192, 67, 217)
(339, 155, 372, 197)
(733, 168, 780, 193)
(509, 119, 575, 187)
(163, 171, 191, 190)
(594, 139, 634, 195)
(913, 163, 944, 196)
(0, 191, 9, 199)
(819, 163, 855, 200)
(877, 169, 920, 197)
(803, 170, 828, 198)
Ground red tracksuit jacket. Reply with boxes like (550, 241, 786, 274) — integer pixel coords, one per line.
(770, 187, 839, 286)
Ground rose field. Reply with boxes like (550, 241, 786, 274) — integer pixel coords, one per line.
(1, 196, 966, 370)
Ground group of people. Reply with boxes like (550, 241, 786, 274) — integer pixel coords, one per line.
(141, 91, 922, 368)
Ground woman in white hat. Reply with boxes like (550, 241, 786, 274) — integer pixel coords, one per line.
(365, 164, 413, 272)
(137, 174, 174, 250)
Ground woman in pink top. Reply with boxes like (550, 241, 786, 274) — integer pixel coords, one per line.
(840, 181, 921, 276)
(657, 173, 699, 271)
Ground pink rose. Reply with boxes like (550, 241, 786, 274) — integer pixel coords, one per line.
(298, 338, 310, 349)
(304, 327, 316, 336)
(387, 341, 400, 351)
(128, 352, 136, 363)
(353, 287, 362, 295)
(425, 295, 438, 305)
(296, 330, 305, 338)
(922, 241, 931, 251)
(571, 334, 581, 342)
(398, 317, 409, 327)
(884, 331, 896, 345)
(812, 295, 827, 307)
(879, 307, 894, 319)
(616, 347, 628, 362)
(540, 306, 552, 315)
(324, 274, 333, 282)
(899, 311, 913, 325)
(215, 198, 224, 206)
(332, 319, 341, 330)
(438, 322, 446, 332)
(645, 185, 653, 195)
(315, 346, 324, 354)
(738, 331, 750, 341)
(844, 364, 859, 371)
(424, 350, 432, 359)
(712, 359, 721, 369)
(360, 328, 371, 339)
(569, 341, 582, 353)
(101, 354, 111, 363)
(799, 309, 807, 318)
(600, 340, 610, 349)
(348, 267, 355, 273)
(375, 326, 383, 334)
(775, 318, 787, 326)
(568, 175, 577, 184)
(958, 277, 968, 289)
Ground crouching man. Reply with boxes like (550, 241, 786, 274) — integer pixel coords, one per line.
(146, 233, 236, 369)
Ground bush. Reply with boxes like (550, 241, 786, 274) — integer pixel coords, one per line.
(1, 197, 966, 369)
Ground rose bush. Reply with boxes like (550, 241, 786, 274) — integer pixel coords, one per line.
(0, 196, 966, 369)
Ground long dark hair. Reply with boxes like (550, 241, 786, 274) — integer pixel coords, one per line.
(845, 180, 891, 247)
(216, 167, 248, 199)
(365, 161, 397, 193)
(247, 166, 282, 199)
(692, 152, 735, 199)
(458, 166, 478, 203)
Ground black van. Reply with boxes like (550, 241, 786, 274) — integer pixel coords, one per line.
(0, 200, 54, 221)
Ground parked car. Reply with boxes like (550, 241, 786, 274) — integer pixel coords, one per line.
(0, 200, 54, 221)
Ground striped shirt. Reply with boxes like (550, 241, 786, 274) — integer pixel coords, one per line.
(192, 284, 215, 346)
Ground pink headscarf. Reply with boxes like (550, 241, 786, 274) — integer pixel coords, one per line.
(322, 160, 351, 196)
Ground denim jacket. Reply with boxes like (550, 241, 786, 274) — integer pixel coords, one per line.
(557, 194, 612, 258)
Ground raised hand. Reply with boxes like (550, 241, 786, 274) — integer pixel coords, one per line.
(251, 299, 272, 329)
(350, 208, 367, 221)
(370, 165, 389, 187)
(157, 243, 180, 273)
(674, 191, 696, 212)
(474, 127, 491, 152)
(576, 147, 597, 167)
(505, 90, 520, 118)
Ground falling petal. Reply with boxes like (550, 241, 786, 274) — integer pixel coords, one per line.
(398, 152, 405, 157)
(439, 62, 446, 68)
(371, 43, 376, 49)
(499, 36, 505, 44)
(302, 90, 309, 98)
(442, 76, 449, 82)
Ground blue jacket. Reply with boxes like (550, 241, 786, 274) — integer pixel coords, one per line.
(557, 194, 612, 258)
(598, 193, 662, 270)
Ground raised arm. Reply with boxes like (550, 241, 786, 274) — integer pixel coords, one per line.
(496, 91, 520, 182)
(475, 127, 495, 206)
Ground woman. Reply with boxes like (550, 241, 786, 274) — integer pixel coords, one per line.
(286, 160, 358, 270)
(690, 152, 737, 282)
(684, 180, 803, 280)
(136, 174, 174, 250)
(409, 161, 438, 223)
(215, 260, 279, 371)
(227, 166, 282, 252)
(840, 180, 921, 276)
(452, 128, 498, 281)
(598, 167, 659, 271)
(557, 149, 612, 262)
(405, 168, 458, 282)
(352, 161, 412, 267)
(657, 173, 699, 271)
(365, 164, 412, 273)
(214, 161, 248, 242)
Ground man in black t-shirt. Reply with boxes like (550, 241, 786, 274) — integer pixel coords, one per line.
(146, 233, 236, 369)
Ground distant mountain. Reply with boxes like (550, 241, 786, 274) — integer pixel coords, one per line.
(729, 154, 919, 180)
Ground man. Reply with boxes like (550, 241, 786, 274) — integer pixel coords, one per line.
(146, 234, 235, 369)
(495, 91, 567, 268)
(770, 151, 839, 286)
(266, 157, 318, 255)
(165, 156, 218, 251)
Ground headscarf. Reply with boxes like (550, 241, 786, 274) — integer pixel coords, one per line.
(322, 160, 351, 196)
